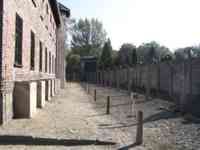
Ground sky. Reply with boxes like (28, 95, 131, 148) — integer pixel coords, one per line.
(59, 0, 200, 51)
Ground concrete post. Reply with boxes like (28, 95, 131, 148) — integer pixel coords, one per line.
(188, 50, 192, 102)
(157, 64, 160, 96)
(145, 65, 150, 101)
(128, 68, 132, 93)
(180, 62, 187, 112)
(117, 70, 120, 90)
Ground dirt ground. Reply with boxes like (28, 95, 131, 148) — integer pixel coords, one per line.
(0, 82, 199, 150)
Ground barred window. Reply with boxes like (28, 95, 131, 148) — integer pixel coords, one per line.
(14, 14, 23, 67)
(30, 31, 35, 70)
(39, 41, 43, 72)
(45, 48, 47, 72)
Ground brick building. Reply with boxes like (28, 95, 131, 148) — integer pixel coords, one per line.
(0, 0, 70, 124)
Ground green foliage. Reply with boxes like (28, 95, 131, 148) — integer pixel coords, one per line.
(137, 41, 172, 64)
(174, 46, 200, 61)
(71, 18, 107, 57)
(160, 54, 173, 62)
(118, 43, 137, 66)
(99, 39, 112, 69)
(66, 53, 80, 72)
(132, 47, 137, 65)
(112, 50, 120, 67)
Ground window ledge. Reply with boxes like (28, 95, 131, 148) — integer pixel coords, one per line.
(14, 63, 23, 68)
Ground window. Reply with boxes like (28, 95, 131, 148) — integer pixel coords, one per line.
(30, 31, 35, 70)
(49, 51, 51, 73)
(14, 13, 23, 67)
(45, 48, 47, 72)
(39, 41, 43, 72)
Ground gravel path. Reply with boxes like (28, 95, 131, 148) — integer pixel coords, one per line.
(87, 83, 200, 150)
(0, 83, 118, 150)
(0, 83, 197, 150)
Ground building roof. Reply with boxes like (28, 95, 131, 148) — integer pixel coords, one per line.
(80, 56, 97, 62)
(59, 3, 71, 18)
(49, 0, 61, 27)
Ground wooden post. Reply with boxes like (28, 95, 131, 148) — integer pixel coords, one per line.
(106, 96, 110, 114)
(136, 111, 143, 145)
(94, 89, 96, 101)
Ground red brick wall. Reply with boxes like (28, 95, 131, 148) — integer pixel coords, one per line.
(2, 0, 57, 82)
(0, 0, 3, 80)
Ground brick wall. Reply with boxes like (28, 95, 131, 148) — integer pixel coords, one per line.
(56, 14, 67, 88)
(2, 0, 57, 82)
(0, 0, 3, 80)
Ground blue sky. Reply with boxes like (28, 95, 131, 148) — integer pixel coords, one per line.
(59, 0, 200, 51)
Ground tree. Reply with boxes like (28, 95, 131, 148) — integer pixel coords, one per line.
(112, 50, 120, 67)
(99, 39, 112, 69)
(66, 54, 80, 72)
(137, 41, 172, 64)
(71, 18, 107, 57)
(132, 47, 137, 65)
(174, 46, 200, 61)
(118, 43, 136, 66)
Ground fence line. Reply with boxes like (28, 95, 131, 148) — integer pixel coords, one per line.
(85, 58, 200, 117)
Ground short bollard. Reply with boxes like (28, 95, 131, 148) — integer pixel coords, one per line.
(136, 111, 143, 145)
(94, 89, 97, 101)
(106, 96, 110, 114)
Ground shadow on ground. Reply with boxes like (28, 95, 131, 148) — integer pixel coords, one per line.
(118, 142, 139, 150)
(99, 110, 179, 129)
(143, 110, 179, 124)
(0, 135, 116, 146)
